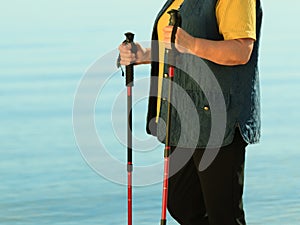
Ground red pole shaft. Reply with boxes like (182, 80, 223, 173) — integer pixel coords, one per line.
(161, 146, 170, 221)
(123, 32, 135, 225)
(168, 66, 174, 78)
(161, 66, 174, 225)
(160, 9, 180, 225)
(128, 166, 132, 225)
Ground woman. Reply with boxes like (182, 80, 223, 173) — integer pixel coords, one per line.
(118, 0, 262, 224)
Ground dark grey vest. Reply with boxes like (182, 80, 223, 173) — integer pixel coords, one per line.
(146, 0, 263, 148)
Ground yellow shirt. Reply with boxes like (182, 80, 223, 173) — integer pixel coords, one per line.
(156, 0, 257, 122)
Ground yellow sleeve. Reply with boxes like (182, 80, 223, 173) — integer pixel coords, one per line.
(216, 0, 256, 40)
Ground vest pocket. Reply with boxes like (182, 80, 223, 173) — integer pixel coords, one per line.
(186, 90, 231, 112)
(185, 90, 231, 145)
(157, 88, 231, 147)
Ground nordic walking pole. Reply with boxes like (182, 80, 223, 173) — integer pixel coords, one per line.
(160, 9, 181, 225)
(118, 32, 137, 225)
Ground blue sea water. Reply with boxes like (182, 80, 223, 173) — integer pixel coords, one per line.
(1, 0, 300, 224)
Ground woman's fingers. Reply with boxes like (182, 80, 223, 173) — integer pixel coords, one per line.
(163, 26, 173, 44)
(162, 26, 193, 54)
(118, 43, 136, 65)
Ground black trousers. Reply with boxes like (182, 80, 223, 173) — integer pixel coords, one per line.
(167, 131, 247, 225)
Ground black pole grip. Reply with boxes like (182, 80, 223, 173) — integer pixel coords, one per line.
(167, 9, 181, 26)
(168, 9, 181, 43)
(166, 10, 181, 66)
(124, 32, 136, 87)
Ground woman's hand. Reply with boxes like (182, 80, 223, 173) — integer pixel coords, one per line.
(118, 42, 151, 66)
(163, 26, 195, 54)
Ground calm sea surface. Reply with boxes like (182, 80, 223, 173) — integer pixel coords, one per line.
(1, 0, 300, 224)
